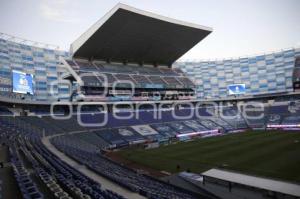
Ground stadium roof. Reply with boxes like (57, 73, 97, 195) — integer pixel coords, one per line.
(70, 3, 212, 66)
(202, 169, 300, 197)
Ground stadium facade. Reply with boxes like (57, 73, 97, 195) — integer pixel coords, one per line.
(0, 3, 300, 103)
(1, 33, 299, 101)
(0, 32, 300, 101)
(175, 47, 300, 99)
(0, 34, 69, 101)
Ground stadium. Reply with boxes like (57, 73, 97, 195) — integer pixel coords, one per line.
(0, 2, 300, 199)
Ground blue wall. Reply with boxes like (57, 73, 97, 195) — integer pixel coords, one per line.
(1, 35, 300, 101)
(0, 38, 69, 101)
(175, 48, 300, 99)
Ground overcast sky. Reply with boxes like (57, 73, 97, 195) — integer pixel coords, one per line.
(0, 0, 299, 60)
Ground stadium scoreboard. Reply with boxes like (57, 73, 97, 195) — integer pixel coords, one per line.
(228, 84, 246, 95)
(12, 70, 34, 95)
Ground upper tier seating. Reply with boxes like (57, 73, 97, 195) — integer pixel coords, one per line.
(163, 77, 183, 86)
(173, 68, 185, 75)
(97, 63, 134, 74)
(139, 66, 162, 75)
(131, 75, 151, 84)
(147, 75, 167, 85)
(65, 59, 78, 69)
(94, 63, 177, 76)
(177, 77, 195, 87)
(113, 74, 134, 82)
(65, 59, 196, 88)
(75, 60, 98, 71)
(159, 68, 178, 76)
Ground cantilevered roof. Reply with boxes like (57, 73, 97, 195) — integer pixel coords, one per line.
(70, 3, 212, 66)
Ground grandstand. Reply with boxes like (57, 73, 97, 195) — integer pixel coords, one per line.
(0, 2, 300, 199)
(61, 3, 212, 102)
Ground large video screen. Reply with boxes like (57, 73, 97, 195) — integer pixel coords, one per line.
(12, 70, 34, 95)
(228, 84, 246, 95)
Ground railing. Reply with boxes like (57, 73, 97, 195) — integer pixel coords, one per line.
(0, 32, 60, 50)
(177, 46, 300, 63)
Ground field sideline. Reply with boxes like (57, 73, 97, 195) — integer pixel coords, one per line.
(116, 131, 300, 183)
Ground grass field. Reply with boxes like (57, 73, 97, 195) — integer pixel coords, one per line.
(117, 131, 300, 183)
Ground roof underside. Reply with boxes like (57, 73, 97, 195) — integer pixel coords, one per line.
(70, 4, 212, 66)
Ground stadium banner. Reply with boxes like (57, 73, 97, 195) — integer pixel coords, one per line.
(267, 124, 300, 129)
(176, 129, 220, 138)
(131, 125, 158, 136)
(12, 70, 34, 95)
(227, 84, 246, 95)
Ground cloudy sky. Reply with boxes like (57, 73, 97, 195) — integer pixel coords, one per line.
(0, 0, 299, 60)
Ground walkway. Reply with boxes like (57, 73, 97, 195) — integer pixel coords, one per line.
(42, 132, 145, 199)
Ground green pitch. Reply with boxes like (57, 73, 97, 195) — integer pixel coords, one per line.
(117, 131, 300, 183)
